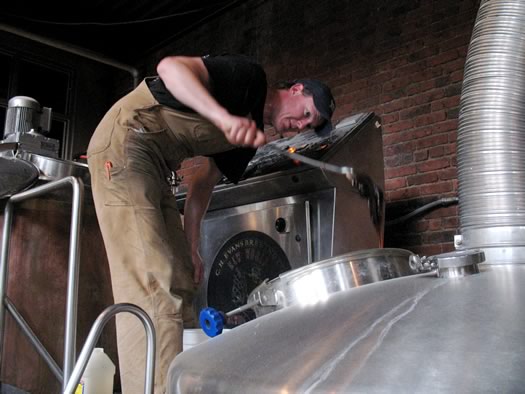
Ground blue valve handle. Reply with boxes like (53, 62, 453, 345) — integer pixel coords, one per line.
(199, 307, 226, 337)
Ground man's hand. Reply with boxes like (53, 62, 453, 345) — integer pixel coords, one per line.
(219, 113, 266, 148)
(192, 250, 204, 285)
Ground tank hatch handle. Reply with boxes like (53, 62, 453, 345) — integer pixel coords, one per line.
(409, 249, 485, 278)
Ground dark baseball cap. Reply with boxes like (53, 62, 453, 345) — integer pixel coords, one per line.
(295, 79, 336, 135)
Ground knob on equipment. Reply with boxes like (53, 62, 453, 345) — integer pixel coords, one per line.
(199, 307, 225, 337)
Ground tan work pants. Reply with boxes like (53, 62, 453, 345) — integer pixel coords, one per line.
(87, 81, 231, 394)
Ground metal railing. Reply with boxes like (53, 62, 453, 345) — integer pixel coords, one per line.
(0, 176, 157, 393)
(0, 176, 84, 390)
(63, 303, 155, 394)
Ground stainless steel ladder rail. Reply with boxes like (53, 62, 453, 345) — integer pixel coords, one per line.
(63, 303, 156, 394)
(0, 176, 84, 391)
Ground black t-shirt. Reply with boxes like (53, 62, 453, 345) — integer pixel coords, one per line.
(147, 54, 267, 183)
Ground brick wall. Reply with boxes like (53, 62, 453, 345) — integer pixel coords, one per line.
(145, 0, 482, 255)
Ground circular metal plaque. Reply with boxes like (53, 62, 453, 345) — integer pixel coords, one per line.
(207, 231, 290, 327)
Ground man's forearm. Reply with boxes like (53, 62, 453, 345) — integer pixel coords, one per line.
(183, 158, 223, 255)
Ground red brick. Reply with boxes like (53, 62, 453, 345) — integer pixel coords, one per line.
(442, 58, 467, 75)
(406, 79, 437, 96)
(450, 70, 464, 83)
(444, 143, 457, 155)
(372, 70, 395, 84)
(416, 244, 445, 256)
(383, 75, 413, 92)
(413, 220, 430, 232)
(428, 219, 442, 231)
(439, 167, 458, 180)
(408, 46, 440, 62)
(416, 133, 449, 149)
(387, 187, 420, 201)
(415, 111, 447, 127)
(439, 34, 472, 51)
(383, 130, 415, 146)
(399, 104, 431, 120)
(407, 172, 439, 186)
(419, 180, 454, 195)
(431, 120, 458, 134)
(394, 60, 427, 78)
(384, 142, 416, 157)
(414, 127, 433, 139)
(429, 49, 459, 66)
(381, 113, 399, 124)
(385, 165, 417, 178)
(429, 146, 445, 158)
(412, 89, 446, 105)
(443, 217, 459, 228)
(415, 150, 429, 162)
(422, 229, 457, 244)
(431, 96, 460, 111)
(381, 98, 410, 114)
(386, 178, 407, 190)
(381, 88, 407, 102)
(382, 119, 414, 134)
(417, 158, 450, 172)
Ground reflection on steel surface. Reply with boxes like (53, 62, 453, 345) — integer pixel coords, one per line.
(168, 264, 525, 394)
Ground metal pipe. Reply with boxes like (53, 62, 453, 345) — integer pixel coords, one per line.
(63, 303, 156, 394)
(63, 177, 84, 391)
(0, 23, 140, 87)
(225, 300, 261, 317)
(0, 200, 14, 368)
(267, 145, 354, 178)
(457, 0, 525, 263)
(4, 297, 63, 382)
(305, 200, 313, 264)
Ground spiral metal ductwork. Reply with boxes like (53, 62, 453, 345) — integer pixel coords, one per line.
(457, 0, 525, 263)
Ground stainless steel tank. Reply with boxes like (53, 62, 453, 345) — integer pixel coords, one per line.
(167, 257, 525, 393)
(457, 0, 525, 262)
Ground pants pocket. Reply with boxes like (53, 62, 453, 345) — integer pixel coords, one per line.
(100, 165, 132, 206)
(128, 105, 169, 134)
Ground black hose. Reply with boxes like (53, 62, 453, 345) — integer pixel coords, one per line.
(385, 197, 459, 226)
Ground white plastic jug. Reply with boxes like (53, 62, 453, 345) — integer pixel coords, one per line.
(76, 347, 116, 394)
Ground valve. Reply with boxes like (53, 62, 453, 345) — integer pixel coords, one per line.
(199, 307, 225, 337)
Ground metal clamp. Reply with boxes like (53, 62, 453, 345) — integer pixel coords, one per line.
(409, 249, 485, 278)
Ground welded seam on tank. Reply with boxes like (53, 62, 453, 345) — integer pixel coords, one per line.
(303, 281, 447, 393)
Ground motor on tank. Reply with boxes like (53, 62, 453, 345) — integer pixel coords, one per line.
(2, 96, 59, 158)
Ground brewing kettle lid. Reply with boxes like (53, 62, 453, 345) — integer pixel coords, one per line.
(0, 155, 39, 199)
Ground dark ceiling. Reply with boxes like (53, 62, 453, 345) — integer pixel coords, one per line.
(0, 0, 245, 64)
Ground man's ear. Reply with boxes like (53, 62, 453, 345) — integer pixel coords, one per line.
(290, 83, 304, 96)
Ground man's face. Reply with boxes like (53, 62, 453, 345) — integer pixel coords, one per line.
(272, 84, 324, 134)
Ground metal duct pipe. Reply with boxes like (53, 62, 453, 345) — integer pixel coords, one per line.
(457, 0, 525, 263)
(0, 23, 139, 87)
